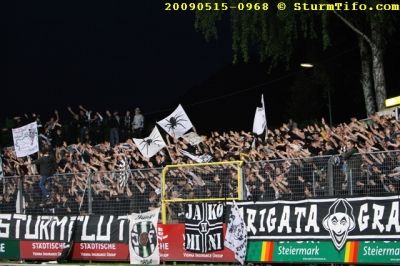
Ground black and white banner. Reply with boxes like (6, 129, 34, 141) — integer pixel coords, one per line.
(185, 203, 224, 253)
(225, 201, 247, 265)
(157, 104, 193, 138)
(128, 208, 160, 265)
(133, 127, 166, 159)
(235, 196, 400, 250)
(0, 214, 129, 242)
(12, 122, 39, 158)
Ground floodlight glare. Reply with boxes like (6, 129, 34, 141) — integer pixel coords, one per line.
(385, 96, 400, 107)
(300, 63, 314, 68)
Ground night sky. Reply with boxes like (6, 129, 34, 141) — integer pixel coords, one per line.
(3, 2, 400, 133)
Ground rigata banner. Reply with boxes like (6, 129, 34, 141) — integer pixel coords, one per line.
(236, 196, 400, 250)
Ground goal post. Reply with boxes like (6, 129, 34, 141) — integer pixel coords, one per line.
(161, 160, 243, 224)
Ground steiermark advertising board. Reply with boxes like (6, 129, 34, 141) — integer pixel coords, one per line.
(247, 240, 400, 264)
(0, 239, 19, 259)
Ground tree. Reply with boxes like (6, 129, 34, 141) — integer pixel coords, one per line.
(333, 8, 397, 112)
(195, 0, 397, 115)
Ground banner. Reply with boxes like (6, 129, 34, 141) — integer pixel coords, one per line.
(0, 156, 3, 179)
(225, 201, 247, 265)
(246, 240, 400, 264)
(235, 196, 400, 251)
(0, 214, 128, 242)
(12, 122, 39, 157)
(0, 214, 129, 261)
(179, 149, 212, 163)
(0, 240, 19, 259)
(157, 104, 193, 138)
(183, 132, 205, 145)
(185, 203, 224, 253)
(128, 208, 160, 265)
(252, 94, 267, 135)
(158, 224, 235, 262)
(133, 127, 166, 158)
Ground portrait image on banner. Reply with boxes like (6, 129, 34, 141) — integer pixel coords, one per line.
(12, 122, 39, 158)
(157, 104, 193, 138)
(185, 203, 224, 253)
(128, 208, 160, 265)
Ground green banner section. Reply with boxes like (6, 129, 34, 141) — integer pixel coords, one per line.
(0, 239, 19, 259)
(272, 241, 344, 263)
(358, 241, 400, 264)
(246, 241, 263, 261)
(247, 240, 400, 264)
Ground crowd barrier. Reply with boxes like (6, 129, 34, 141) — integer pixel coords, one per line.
(1, 150, 399, 216)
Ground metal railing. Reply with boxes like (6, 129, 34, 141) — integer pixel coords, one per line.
(1, 150, 399, 216)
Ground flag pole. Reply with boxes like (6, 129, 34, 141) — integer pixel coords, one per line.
(262, 94, 268, 142)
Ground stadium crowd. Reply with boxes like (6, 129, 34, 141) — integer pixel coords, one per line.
(1, 106, 400, 217)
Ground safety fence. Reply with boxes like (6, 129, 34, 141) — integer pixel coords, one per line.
(1, 150, 399, 217)
(244, 150, 400, 201)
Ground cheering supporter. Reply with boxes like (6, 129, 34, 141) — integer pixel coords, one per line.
(1, 107, 400, 215)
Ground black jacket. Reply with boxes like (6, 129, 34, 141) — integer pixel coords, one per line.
(32, 153, 57, 176)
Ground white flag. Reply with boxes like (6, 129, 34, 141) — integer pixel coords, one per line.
(133, 127, 166, 159)
(128, 208, 160, 265)
(15, 189, 25, 214)
(252, 94, 267, 135)
(157, 104, 193, 138)
(179, 149, 212, 163)
(0, 156, 3, 179)
(225, 201, 248, 265)
(183, 132, 205, 145)
(12, 122, 39, 158)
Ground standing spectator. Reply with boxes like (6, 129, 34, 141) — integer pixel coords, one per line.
(30, 146, 57, 200)
(67, 106, 82, 143)
(91, 112, 104, 144)
(122, 110, 132, 142)
(341, 140, 360, 195)
(78, 105, 91, 143)
(107, 111, 120, 147)
(132, 107, 144, 138)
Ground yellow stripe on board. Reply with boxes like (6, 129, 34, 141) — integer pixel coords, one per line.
(344, 241, 351, 262)
(344, 241, 357, 263)
(260, 241, 267, 261)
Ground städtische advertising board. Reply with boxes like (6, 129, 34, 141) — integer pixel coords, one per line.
(0, 196, 399, 264)
(0, 213, 234, 262)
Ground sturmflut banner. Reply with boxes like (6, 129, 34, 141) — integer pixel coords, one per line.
(235, 196, 400, 250)
(128, 208, 160, 265)
(185, 203, 224, 253)
(0, 214, 130, 261)
(12, 122, 39, 158)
